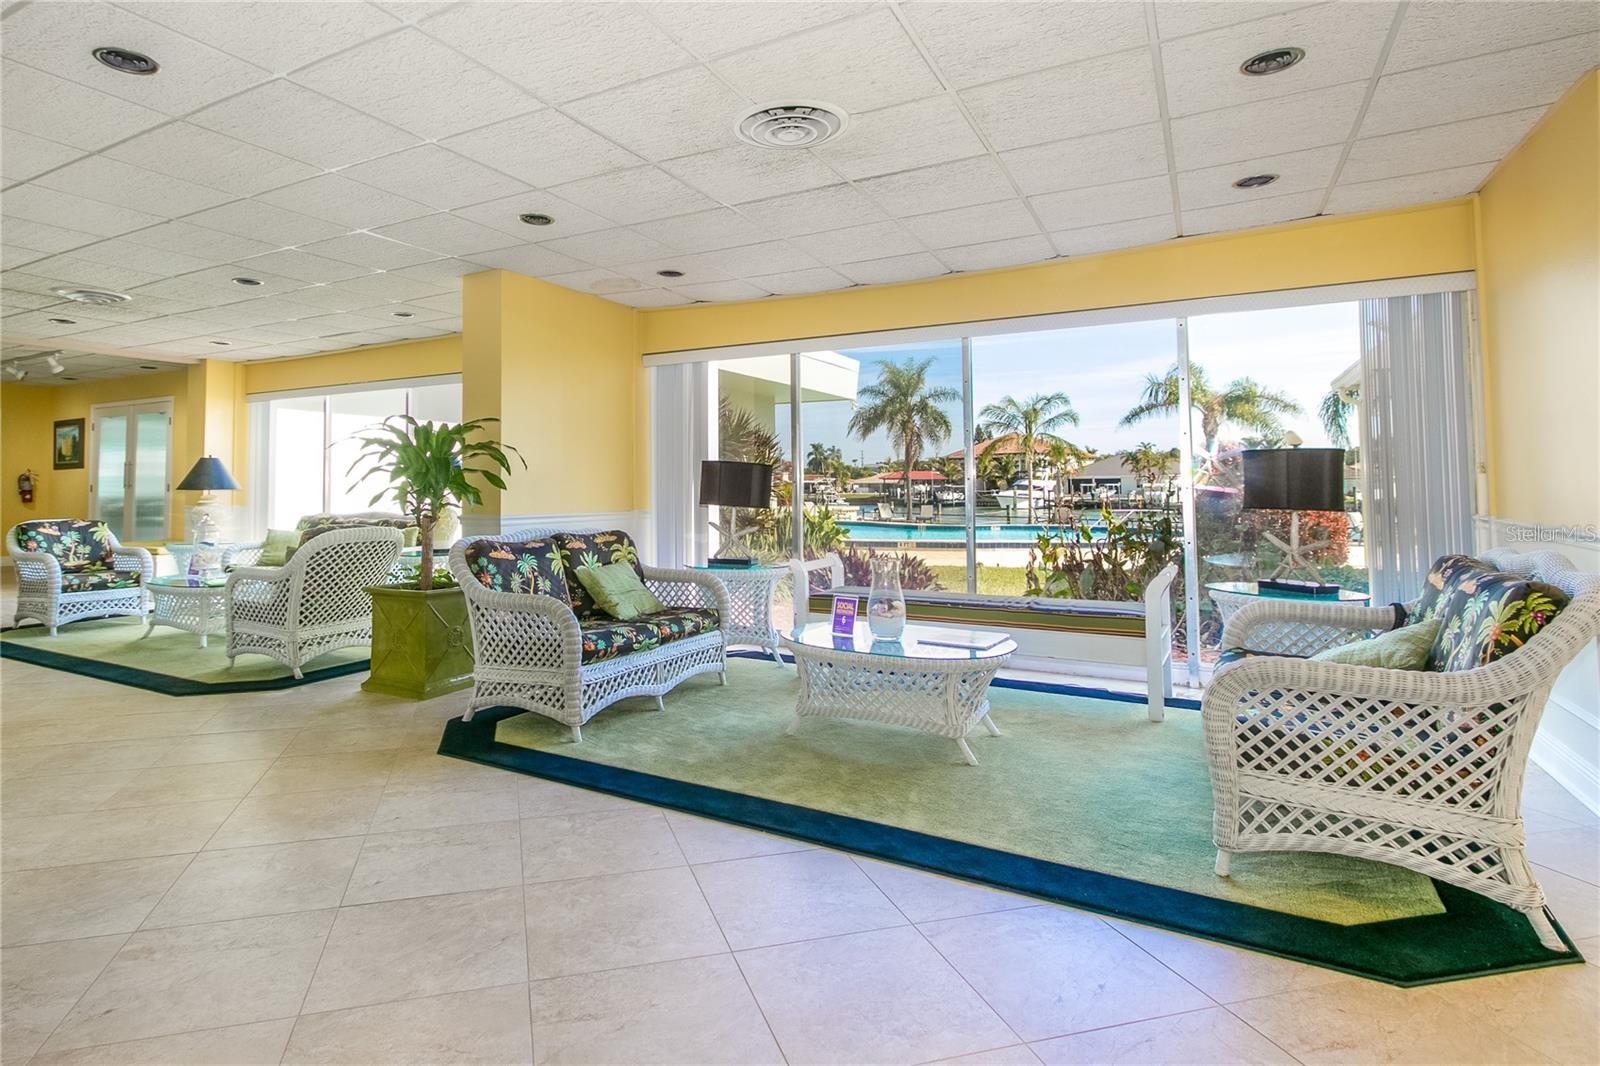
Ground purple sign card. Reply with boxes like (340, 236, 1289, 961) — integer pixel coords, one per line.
(830, 595, 858, 636)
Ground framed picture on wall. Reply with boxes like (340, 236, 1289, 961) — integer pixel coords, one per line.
(52, 418, 85, 470)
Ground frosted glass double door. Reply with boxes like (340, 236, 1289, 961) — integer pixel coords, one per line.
(90, 400, 172, 542)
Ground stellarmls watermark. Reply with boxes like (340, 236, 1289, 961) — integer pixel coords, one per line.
(1503, 523, 1600, 543)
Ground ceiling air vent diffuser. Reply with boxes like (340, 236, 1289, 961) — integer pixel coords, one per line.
(735, 102, 848, 149)
(51, 288, 131, 306)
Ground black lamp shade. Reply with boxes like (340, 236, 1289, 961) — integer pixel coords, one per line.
(1241, 448, 1343, 512)
(177, 456, 239, 492)
(699, 460, 772, 509)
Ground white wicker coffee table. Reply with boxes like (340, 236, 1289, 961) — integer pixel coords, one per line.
(779, 622, 1017, 765)
(145, 575, 228, 648)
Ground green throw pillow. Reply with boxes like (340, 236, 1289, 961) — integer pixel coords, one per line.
(575, 562, 664, 621)
(1310, 619, 1440, 670)
(257, 528, 299, 567)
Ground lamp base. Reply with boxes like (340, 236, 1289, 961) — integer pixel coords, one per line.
(186, 493, 220, 545)
(1262, 513, 1328, 583)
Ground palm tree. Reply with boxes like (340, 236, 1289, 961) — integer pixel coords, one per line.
(1319, 387, 1355, 448)
(977, 392, 1079, 522)
(847, 358, 960, 519)
(1120, 363, 1301, 455)
(1044, 438, 1094, 520)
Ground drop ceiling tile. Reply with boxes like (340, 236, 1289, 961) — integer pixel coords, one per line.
(0, 218, 101, 256)
(668, 280, 771, 303)
(452, 192, 616, 240)
(389, 258, 481, 285)
(1326, 163, 1495, 216)
(465, 245, 591, 277)
(2, 184, 168, 238)
(234, 343, 321, 358)
(133, 0, 403, 75)
(1177, 144, 1343, 210)
(1340, 108, 1545, 185)
(711, 8, 942, 113)
(790, 221, 924, 264)
(999, 123, 1170, 196)
(736, 184, 887, 237)
(369, 322, 454, 340)
(744, 266, 853, 295)
(27, 295, 170, 323)
(174, 296, 325, 327)
(291, 312, 399, 335)
(189, 80, 421, 170)
(645, 1, 866, 58)
(257, 174, 435, 230)
(47, 322, 180, 346)
(562, 67, 749, 163)
(938, 234, 1057, 273)
(1, 246, 48, 271)
(133, 265, 308, 302)
(156, 337, 269, 356)
(1361, 34, 1599, 136)
(233, 249, 377, 285)
(613, 255, 735, 287)
(0, 128, 82, 183)
(371, 301, 456, 324)
(1171, 81, 1366, 169)
(904, 1, 1149, 88)
(550, 167, 716, 226)
(1, 310, 120, 336)
(661, 145, 838, 204)
(291, 28, 539, 139)
(0, 1, 270, 115)
(424, 1, 692, 103)
(182, 201, 348, 249)
(1162, 4, 1396, 117)
(699, 240, 821, 277)
(340, 144, 532, 212)
(1154, 2, 1313, 39)
(837, 252, 948, 286)
(962, 49, 1162, 151)
(64, 238, 213, 278)
(854, 156, 1017, 218)
(0, 63, 166, 151)
(332, 271, 454, 303)
(407, 292, 465, 315)
(1182, 190, 1323, 235)
(21, 255, 164, 292)
(1386, 0, 1599, 73)
(1050, 215, 1179, 256)
(298, 234, 440, 271)
(1030, 175, 1173, 231)
(541, 268, 644, 295)
(633, 208, 776, 254)
(106, 123, 322, 197)
(605, 288, 696, 308)
(440, 110, 642, 187)
(33, 156, 234, 217)
(902, 200, 1042, 250)
(371, 214, 522, 258)
(813, 95, 986, 180)
(0, 269, 76, 297)
(0, 289, 58, 312)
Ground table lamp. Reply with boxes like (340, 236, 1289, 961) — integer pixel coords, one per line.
(1240, 447, 1344, 582)
(699, 459, 772, 567)
(178, 455, 239, 544)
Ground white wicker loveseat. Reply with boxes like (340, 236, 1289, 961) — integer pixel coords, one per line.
(448, 528, 729, 740)
(225, 526, 403, 678)
(7, 519, 154, 634)
(1204, 549, 1600, 951)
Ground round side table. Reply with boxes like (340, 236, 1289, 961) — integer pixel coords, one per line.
(692, 564, 789, 663)
(146, 575, 229, 648)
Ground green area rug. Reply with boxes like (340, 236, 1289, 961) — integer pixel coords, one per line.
(440, 656, 1580, 985)
(1, 617, 369, 695)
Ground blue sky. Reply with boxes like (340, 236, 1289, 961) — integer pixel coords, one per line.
(774, 303, 1361, 465)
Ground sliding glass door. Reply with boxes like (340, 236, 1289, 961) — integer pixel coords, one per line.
(90, 399, 173, 542)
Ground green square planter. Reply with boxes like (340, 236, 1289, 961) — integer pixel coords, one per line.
(363, 584, 474, 700)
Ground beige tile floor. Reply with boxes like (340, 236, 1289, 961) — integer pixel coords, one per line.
(2, 626, 1597, 1063)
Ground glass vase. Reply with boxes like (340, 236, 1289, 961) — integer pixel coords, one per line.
(866, 556, 907, 641)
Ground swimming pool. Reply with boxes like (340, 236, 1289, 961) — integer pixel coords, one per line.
(839, 521, 1106, 547)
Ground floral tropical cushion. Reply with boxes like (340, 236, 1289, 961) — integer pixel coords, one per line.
(59, 567, 142, 593)
(463, 538, 570, 600)
(14, 520, 115, 566)
(1428, 571, 1567, 672)
(1413, 554, 1497, 623)
(555, 530, 644, 617)
(579, 607, 720, 664)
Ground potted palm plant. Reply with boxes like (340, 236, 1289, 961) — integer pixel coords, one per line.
(348, 415, 523, 700)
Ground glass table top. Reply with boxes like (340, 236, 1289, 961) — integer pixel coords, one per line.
(150, 575, 228, 589)
(784, 622, 1016, 661)
(1205, 581, 1369, 602)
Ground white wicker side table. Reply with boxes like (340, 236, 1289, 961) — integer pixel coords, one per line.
(145, 575, 228, 648)
(780, 622, 1017, 765)
(691, 564, 788, 663)
(1205, 580, 1370, 628)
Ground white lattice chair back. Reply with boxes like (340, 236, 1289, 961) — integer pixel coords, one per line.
(289, 526, 405, 629)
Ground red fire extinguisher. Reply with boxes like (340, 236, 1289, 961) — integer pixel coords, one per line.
(17, 469, 35, 504)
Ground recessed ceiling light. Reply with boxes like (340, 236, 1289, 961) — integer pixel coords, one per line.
(656, 269, 685, 278)
(391, 311, 415, 318)
(50, 287, 130, 305)
(231, 276, 262, 286)
(61, 376, 78, 381)
(210, 340, 231, 346)
(519, 213, 554, 226)
(1233, 173, 1280, 189)
(1240, 47, 1305, 76)
(735, 101, 848, 149)
(93, 46, 159, 75)
(47, 317, 76, 325)
(138, 364, 160, 370)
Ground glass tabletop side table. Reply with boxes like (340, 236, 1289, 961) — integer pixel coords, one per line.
(1204, 580, 1371, 629)
(145, 575, 229, 648)
(690, 564, 789, 663)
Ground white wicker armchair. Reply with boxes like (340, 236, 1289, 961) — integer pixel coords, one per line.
(224, 510, 449, 568)
(448, 530, 730, 740)
(7, 519, 154, 634)
(1204, 549, 1600, 951)
(225, 526, 403, 678)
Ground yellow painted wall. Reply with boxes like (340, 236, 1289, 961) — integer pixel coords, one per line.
(637, 201, 1479, 355)
(1476, 70, 1600, 528)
